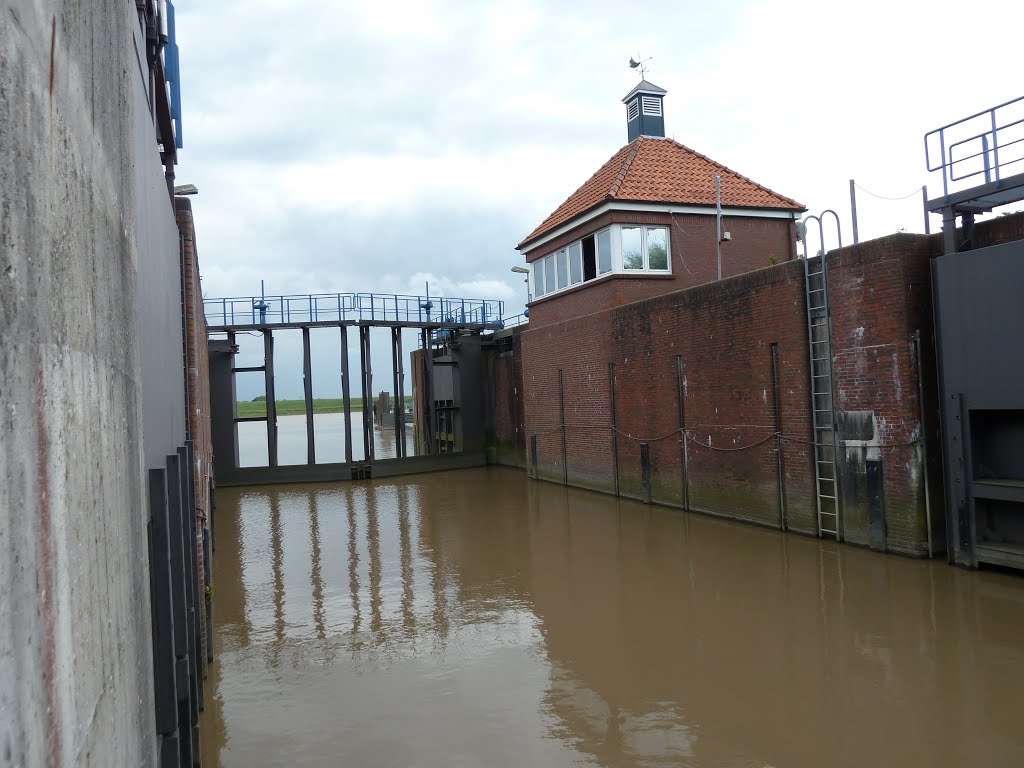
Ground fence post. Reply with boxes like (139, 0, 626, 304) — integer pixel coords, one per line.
(640, 442, 651, 503)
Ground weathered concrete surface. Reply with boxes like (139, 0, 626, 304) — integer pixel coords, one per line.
(0, 2, 182, 765)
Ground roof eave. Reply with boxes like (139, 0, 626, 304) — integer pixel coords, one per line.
(517, 198, 805, 252)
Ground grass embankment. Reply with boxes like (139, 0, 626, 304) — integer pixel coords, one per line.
(235, 398, 412, 418)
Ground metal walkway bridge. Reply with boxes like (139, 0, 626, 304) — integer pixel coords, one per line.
(204, 290, 505, 331)
(204, 288, 510, 487)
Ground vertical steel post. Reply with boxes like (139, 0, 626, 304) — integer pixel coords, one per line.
(263, 330, 277, 467)
(360, 325, 374, 462)
(302, 327, 315, 465)
(362, 325, 374, 462)
(715, 175, 722, 280)
(675, 356, 688, 511)
(422, 328, 434, 455)
(609, 363, 620, 497)
(340, 326, 353, 464)
(559, 369, 567, 486)
(177, 446, 200, 748)
(165, 452, 193, 768)
(913, 331, 934, 558)
(396, 330, 407, 457)
(922, 186, 930, 235)
(185, 442, 204, 700)
(771, 343, 787, 530)
(147, 467, 179, 754)
(391, 328, 403, 457)
(640, 442, 651, 503)
(849, 179, 859, 244)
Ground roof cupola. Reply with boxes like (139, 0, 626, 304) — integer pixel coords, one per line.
(622, 80, 666, 142)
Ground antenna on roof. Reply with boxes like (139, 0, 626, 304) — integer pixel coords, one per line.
(628, 54, 652, 80)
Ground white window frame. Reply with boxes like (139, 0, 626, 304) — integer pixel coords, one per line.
(626, 99, 639, 122)
(529, 224, 670, 300)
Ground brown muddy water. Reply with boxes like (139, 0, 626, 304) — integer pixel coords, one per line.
(201, 467, 1024, 767)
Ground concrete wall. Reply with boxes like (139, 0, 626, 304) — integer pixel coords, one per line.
(1, 3, 187, 764)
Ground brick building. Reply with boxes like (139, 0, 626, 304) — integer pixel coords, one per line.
(518, 80, 806, 328)
(492, 78, 1024, 559)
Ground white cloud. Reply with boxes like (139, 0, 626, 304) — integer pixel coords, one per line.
(175, 0, 1024, 321)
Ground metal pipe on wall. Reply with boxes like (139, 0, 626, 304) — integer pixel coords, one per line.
(715, 175, 722, 281)
(849, 179, 860, 244)
(913, 330, 934, 558)
(675, 356, 688, 511)
(609, 363, 620, 497)
(559, 369, 567, 486)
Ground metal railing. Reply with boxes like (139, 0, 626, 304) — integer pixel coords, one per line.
(925, 95, 1024, 199)
(503, 312, 529, 328)
(204, 291, 505, 330)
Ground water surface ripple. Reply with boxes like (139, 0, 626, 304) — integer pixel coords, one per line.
(201, 467, 1024, 767)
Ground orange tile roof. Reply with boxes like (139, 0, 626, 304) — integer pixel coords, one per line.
(518, 136, 805, 249)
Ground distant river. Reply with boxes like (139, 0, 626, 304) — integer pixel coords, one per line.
(237, 412, 415, 466)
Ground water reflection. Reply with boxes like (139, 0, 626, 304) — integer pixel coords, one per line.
(203, 468, 1024, 767)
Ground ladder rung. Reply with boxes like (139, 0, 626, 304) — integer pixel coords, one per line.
(818, 495, 837, 501)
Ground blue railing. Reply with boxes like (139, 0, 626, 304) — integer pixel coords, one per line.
(925, 95, 1024, 199)
(205, 291, 505, 330)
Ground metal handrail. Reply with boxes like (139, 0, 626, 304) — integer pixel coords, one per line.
(925, 95, 1024, 199)
(204, 291, 505, 329)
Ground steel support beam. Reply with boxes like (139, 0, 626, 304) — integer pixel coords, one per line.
(340, 326, 353, 464)
(422, 328, 434, 455)
(302, 327, 315, 464)
(360, 326, 374, 463)
(165, 452, 193, 768)
(147, 468, 179, 748)
(263, 330, 277, 467)
(391, 328, 404, 458)
(396, 330, 407, 457)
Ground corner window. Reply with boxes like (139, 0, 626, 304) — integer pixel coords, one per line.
(622, 226, 669, 272)
(627, 99, 639, 122)
(647, 227, 668, 270)
(597, 229, 612, 274)
(529, 223, 667, 300)
(568, 242, 582, 285)
(622, 226, 644, 270)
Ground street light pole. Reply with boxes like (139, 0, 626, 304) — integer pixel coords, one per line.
(511, 266, 530, 314)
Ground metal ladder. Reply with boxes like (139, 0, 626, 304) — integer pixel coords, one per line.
(803, 252, 841, 540)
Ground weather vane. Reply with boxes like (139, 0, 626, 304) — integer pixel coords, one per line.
(628, 54, 652, 80)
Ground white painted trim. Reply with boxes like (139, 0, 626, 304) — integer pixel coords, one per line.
(520, 200, 800, 253)
(641, 96, 662, 116)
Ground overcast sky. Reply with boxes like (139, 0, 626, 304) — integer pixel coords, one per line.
(174, 0, 1023, 399)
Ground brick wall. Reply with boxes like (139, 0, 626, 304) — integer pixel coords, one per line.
(175, 198, 213, 657)
(488, 329, 527, 467)
(502, 212, 1024, 557)
(525, 211, 797, 328)
(520, 260, 818, 531)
